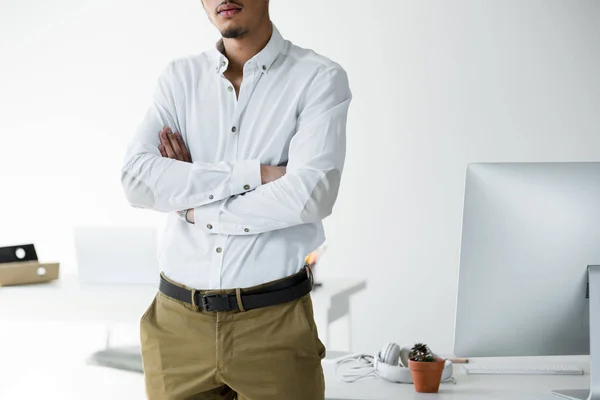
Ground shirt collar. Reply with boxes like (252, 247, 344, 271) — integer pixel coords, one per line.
(212, 23, 285, 75)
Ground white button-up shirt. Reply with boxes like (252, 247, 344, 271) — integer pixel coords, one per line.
(121, 25, 351, 289)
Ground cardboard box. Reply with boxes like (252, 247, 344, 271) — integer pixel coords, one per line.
(0, 260, 60, 286)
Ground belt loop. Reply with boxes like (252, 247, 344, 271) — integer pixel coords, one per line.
(305, 264, 314, 286)
(235, 288, 246, 312)
(191, 289, 198, 311)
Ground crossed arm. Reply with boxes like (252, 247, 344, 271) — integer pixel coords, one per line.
(156, 126, 285, 223)
(157, 127, 286, 189)
(121, 62, 351, 235)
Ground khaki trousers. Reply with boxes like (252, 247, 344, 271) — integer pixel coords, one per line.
(140, 273, 326, 400)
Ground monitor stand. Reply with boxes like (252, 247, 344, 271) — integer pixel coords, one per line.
(552, 265, 600, 400)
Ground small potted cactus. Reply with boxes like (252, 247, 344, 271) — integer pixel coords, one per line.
(408, 343, 445, 393)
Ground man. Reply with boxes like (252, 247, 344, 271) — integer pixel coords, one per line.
(121, 0, 351, 398)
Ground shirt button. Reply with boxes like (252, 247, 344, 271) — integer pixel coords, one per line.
(216, 247, 223, 253)
(262, 65, 267, 70)
(207, 224, 213, 230)
(209, 194, 214, 200)
(221, 60, 226, 66)
(227, 86, 233, 92)
(231, 126, 237, 133)
(244, 228, 249, 233)
(243, 184, 250, 190)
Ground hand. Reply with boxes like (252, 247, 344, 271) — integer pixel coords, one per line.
(159, 127, 192, 163)
(261, 165, 286, 184)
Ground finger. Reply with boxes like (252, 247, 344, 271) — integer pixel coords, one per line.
(160, 130, 176, 158)
(167, 132, 184, 161)
(158, 144, 167, 157)
(176, 133, 192, 162)
(159, 127, 170, 140)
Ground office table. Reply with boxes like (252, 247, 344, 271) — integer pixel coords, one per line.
(0, 342, 591, 400)
(3, 275, 589, 399)
(324, 356, 591, 399)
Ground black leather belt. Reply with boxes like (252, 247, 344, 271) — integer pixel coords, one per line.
(159, 267, 313, 312)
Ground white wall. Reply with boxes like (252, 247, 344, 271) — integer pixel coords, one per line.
(2, 0, 599, 355)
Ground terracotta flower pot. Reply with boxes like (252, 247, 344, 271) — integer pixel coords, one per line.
(408, 358, 445, 393)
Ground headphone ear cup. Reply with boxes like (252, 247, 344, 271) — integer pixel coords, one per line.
(374, 356, 414, 383)
(380, 342, 401, 365)
(399, 344, 413, 367)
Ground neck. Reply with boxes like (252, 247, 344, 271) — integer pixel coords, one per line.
(222, 20, 273, 72)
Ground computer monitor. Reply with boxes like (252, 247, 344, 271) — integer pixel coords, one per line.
(454, 162, 600, 400)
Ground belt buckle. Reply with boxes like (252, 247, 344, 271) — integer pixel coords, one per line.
(201, 293, 231, 312)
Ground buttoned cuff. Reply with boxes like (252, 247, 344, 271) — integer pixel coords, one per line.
(194, 202, 221, 233)
(230, 159, 261, 195)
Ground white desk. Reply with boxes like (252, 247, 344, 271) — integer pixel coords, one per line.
(0, 273, 366, 350)
(0, 344, 591, 400)
(324, 356, 591, 400)
(5, 276, 591, 399)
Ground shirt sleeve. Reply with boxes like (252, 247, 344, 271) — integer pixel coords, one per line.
(193, 65, 351, 234)
(121, 61, 262, 213)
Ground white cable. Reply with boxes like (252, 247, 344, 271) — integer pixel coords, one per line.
(335, 354, 379, 383)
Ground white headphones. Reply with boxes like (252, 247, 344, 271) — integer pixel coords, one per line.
(336, 342, 455, 384)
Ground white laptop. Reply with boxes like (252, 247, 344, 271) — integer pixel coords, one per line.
(73, 226, 160, 285)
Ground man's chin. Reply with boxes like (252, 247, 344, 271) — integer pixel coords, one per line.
(221, 26, 248, 39)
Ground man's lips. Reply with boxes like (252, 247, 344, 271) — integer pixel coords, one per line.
(219, 9, 241, 17)
(218, 6, 242, 17)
